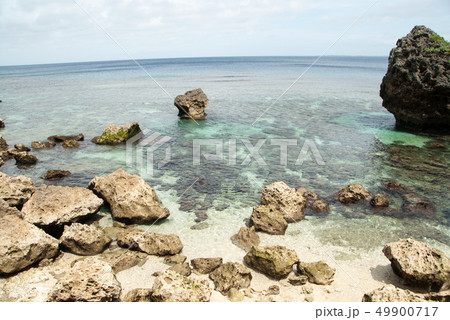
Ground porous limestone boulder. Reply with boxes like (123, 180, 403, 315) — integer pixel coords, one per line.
(117, 228, 183, 256)
(174, 88, 209, 120)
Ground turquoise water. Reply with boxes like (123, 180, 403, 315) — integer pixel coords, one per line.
(0, 56, 449, 253)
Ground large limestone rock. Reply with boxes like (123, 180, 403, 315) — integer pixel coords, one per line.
(362, 284, 425, 302)
(88, 168, 170, 224)
(209, 262, 252, 295)
(174, 88, 209, 120)
(383, 238, 450, 291)
(0, 172, 35, 208)
(191, 257, 223, 274)
(380, 26, 450, 133)
(297, 261, 336, 285)
(0, 214, 59, 274)
(260, 181, 306, 222)
(152, 270, 212, 302)
(244, 245, 298, 279)
(48, 257, 121, 301)
(231, 226, 260, 251)
(117, 228, 183, 256)
(337, 183, 371, 204)
(249, 205, 288, 235)
(91, 122, 141, 145)
(60, 223, 112, 255)
(21, 185, 103, 228)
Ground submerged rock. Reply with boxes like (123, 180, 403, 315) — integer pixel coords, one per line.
(380, 26, 450, 133)
(60, 223, 111, 256)
(0, 172, 35, 208)
(31, 141, 56, 149)
(48, 133, 84, 143)
(231, 226, 260, 251)
(14, 152, 38, 165)
(61, 139, 81, 148)
(337, 183, 371, 204)
(41, 170, 71, 181)
(174, 88, 209, 120)
(21, 185, 103, 228)
(117, 228, 183, 256)
(249, 205, 288, 235)
(0, 214, 59, 275)
(260, 181, 306, 222)
(48, 257, 121, 301)
(383, 238, 450, 291)
(88, 168, 170, 224)
(370, 194, 390, 207)
(209, 262, 252, 295)
(243, 245, 298, 280)
(191, 257, 223, 274)
(152, 270, 212, 302)
(297, 261, 336, 285)
(362, 284, 425, 302)
(91, 122, 141, 145)
(310, 199, 330, 213)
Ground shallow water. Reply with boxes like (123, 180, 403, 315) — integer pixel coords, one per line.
(1, 56, 449, 259)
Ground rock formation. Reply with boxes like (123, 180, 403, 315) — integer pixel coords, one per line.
(362, 284, 425, 302)
(48, 133, 84, 143)
(174, 88, 209, 120)
(0, 118, 4, 128)
(117, 228, 183, 256)
(60, 223, 112, 255)
(191, 257, 223, 274)
(31, 141, 56, 149)
(41, 170, 71, 180)
(380, 26, 450, 133)
(337, 183, 371, 204)
(0, 172, 35, 208)
(297, 261, 336, 285)
(230, 226, 260, 251)
(209, 262, 252, 295)
(91, 122, 141, 145)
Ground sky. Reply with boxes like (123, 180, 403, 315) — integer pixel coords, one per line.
(0, 0, 449, 66)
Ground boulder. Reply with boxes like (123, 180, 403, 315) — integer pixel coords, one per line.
(0, 172, 35, 208)
(152, 270, 212, 302)
(48, 257, 121, 301)
(401, 193, 436, 218)
(261, 181, 306, 222)
(209, 262, 252, 295)
(31, 141, 56, 149)
(310, 199, 330, 213)
(231, 226, 260, 251)
(383, 238, 450, 291)
(243, 246, 298, 280)
(287, 271, 308, 286)
(100, 249, 148, 273)
(41, 170, 71, 181)
(0, 199, 21, 217)
(91, 122, 141, 145)
(14, 144, 30, 152)
(62, 140, 81, 148)
(168, 262, 191, 276)
(88, 168, 170, 224)
(48, 133, 84, 142)
(249, 205, 288, 235)
(117, 228, 183, 256)
(362, 284, 425, 302)
(337, 183, 371, 204)
(60, 223, 112, 255)
(14, 152, 38, 165)
(370, 194, 390, 207)
(164, 254, 187, 265)
(0, 214, 59, 274)
(297, 261, 336, 285)
(174, 88, 208, 120)
(191, 257, 223, 274)
(21, 185, 103, 228)
(380, 26, 450, 133)
(122, 288, 153, 302)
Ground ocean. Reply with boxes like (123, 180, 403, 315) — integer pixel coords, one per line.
(0, 56, 449, 261)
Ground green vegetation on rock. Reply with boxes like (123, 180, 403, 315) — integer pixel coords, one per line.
(425, 32, 450, 53)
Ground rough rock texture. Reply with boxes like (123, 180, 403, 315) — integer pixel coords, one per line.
(337, 183, 371, 204)
(296, 187, 329, 214)
(41, 170, 71, 180)
(152, 270, 212, 302)
(209, 262, 252, 295)
(88, 168, 170, 224)
(48, 133, 84, 142)
(231, 226, 260, 251)
(174, 88, 209, 120)
(117, 228, 183, 256)
(0, 214, 59, 274)
(287, 271, 308, 286)
(164, 254, 187, 265)
(261, 182, 306, 222)
(14, 144, 30, 152)
(0, 172, 35, 208)
(383, 238, 450, 291)
(191, 257, 223, 274)
(249, 205, 288, 235)
(61, 140, 81, 148)
(91, 122, 141, 145)
(14, 152, 38, 165)
(380, 26, 450, 133)
(0, 135, 7, 150)
(168, 262, 192, 276)
(0, 199, 21, 216)
(31, 141, 56, 149)
(21, 185, 103, 228)
(310, 199, 330, 213)
(0, 118, 4, 128)
(122, 288, 153, 302)
(243, 246, 299, 280)
(362, 284, 425, 302)
(60, 223, 112, 255)
(48, 257, 121, 301)
(100, 249, 148, 273)
(370, 194, 390, 207)
(297, 261, 336, 285)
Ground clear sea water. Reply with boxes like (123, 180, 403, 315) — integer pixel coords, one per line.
(0, 56, 449, 260)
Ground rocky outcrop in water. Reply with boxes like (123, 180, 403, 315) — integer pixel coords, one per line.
(0, 135, 7, 151)
(380, 26, 450, 133)
(231, 226, 260, 251)
(14, 151, 38, 165)
(14, 144, 30, 152)
(261, 181, 306, 222)
(383, 238, 450, 291)
(0, 118, 4, 128)
(370, 194, 390, 207)
(62, 140, 81, 148)
(31, 141, 56, 149)
(0, 214, 59, 275)
(0, 172, 35, 208)
(209, 262, 252, 295)
(362, 284, 425, 302)
(60, 223, 112, 256)
(88, 168, 170, 224)
(117, 228, 183, 256)
(337, 183, 371, 204)
(250, 205, 288, 235)
(41, 170, 71, 180)
(244, 246, 298, 280)
(174, 88, 209, 120)
(191, 257, 223, 274)
(48, 133, 84, 143)
(91, 122, 141, 145)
